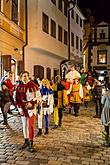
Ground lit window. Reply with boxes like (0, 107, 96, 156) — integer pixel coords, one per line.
(97, 50, 107, 64)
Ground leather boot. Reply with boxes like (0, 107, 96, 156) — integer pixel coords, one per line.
(44, 128, 49, 135)
(29, 140, 34, 152)
(21, 138, 29, 149)
(36, 128, 42, 136)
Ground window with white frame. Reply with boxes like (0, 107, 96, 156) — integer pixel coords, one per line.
(97, 50, 107, 64)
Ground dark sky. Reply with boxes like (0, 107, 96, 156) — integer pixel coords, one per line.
(77, 0, 110, 23)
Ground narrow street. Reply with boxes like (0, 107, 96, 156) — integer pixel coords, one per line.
(0, 103, 110, 165)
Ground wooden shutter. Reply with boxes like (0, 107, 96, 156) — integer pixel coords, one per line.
(17, 60, 24, 75)
(2, 55, 11, 72)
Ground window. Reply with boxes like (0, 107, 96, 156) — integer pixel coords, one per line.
(100, 30, 105, 39)
(80, 18, 82, 27)
(71, 10, 74, 19)
(76, 14, 79, 24)
(97, 50, 107, 64)
(51, 19, 56, 38)
(12, 0, 18, 24)
(42, 12, 49, 34)
(64, 30, 68, 45)
(58, 0, 62, 12)
(64, 2, 67, 17)
(58, 25, 62, 42)
(71, 32, 74, 47)
(80, 39, 82, 51)
(34, 65, 44, 80)
(76, 36, 79, 49)
(46, 67, 51, 80)
(51, 0, 56, 5)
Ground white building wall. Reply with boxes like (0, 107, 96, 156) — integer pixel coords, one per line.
(26, 0, 85, 77)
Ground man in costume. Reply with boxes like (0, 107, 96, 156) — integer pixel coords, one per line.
(52, 75, 68, 128)
(15, 71, 39, 152)
(65, 64, 81, 114)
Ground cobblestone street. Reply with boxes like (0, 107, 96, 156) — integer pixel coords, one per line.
(0, 103, 110, 165)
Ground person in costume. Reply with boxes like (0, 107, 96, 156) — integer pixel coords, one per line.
(5, 72, 15, 95)
(68, 77, 83, 116)
(65, 64, 81, 114)
(83, 81, 91, 108)
(101, 83, 110, 147)
(0, 81, 15, 126)
(15, 71, 39, 152)
(37, 79, 54, 135)
(52, 75, 68, 129)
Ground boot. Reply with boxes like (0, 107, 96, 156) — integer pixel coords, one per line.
(102, 130, 110, 147)
(69, 108, 71, 114)
(29, 140, 34, 152)
(21, 138, 29, 149)
(36, 128, 42, 136)
(44, 128, 49, 135)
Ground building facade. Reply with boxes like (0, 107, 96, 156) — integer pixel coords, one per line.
(0, 0, 26, 81)
(92, 21, 110, 79)
(25, 0, 85, 80)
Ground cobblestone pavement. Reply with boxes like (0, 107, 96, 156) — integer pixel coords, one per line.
(0, 103, 110, 165)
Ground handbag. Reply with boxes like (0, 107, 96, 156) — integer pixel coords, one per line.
(24, 101, 35, 110)
(42, 93, 49, 108)
(42, 99, 49, 108)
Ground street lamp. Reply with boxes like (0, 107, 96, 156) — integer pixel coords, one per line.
(67, 0, 76, 60)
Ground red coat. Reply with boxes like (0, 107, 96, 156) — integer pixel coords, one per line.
(15, 81, 38, 117)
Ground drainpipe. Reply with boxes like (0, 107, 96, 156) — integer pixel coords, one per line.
(22, 0, 28, 70)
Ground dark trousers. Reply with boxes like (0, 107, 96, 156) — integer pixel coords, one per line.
(95, 97, 102, 117)
(58, 108, 63, 126)
(105, 126, 109, 137)
(74, 103, 80, 114)
(1, 106, 7, 124)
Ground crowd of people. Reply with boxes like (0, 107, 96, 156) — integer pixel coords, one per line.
(0, 64, 110, 151)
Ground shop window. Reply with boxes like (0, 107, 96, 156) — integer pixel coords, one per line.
(97, 50, 107, 64)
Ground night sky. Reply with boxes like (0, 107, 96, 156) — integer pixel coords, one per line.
(77, 0, 110, 23)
